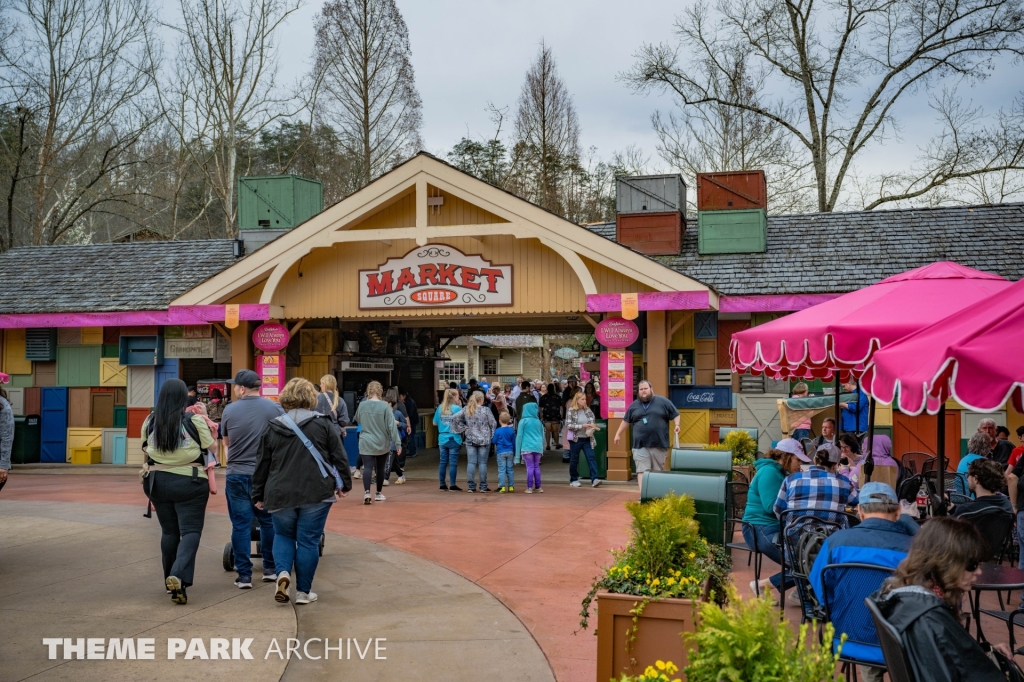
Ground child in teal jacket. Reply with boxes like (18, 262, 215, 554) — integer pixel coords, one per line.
(515, 402, 546, 492)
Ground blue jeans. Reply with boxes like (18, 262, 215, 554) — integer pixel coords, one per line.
(569, 439, 599, 482)
(741, 522, 793, 589)
(271, 502, 332, 594)
(466, 444, 489, 490)
(497, 451, 515, 488)
(439, 439, 460, 486)
(792, 429, 811, 440)
(226, 474, 276, 580)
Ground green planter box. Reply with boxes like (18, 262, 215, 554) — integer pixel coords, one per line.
(578, 419, 608, 479)
(697, 209, 767, 254)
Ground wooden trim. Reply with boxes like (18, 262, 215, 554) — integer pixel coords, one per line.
(212, 323, 231, 341)
(288, 320, 307, 336)
(669, 311, 694, 339)
(582, 314, 600, 329)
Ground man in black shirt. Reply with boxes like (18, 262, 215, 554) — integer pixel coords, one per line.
(992, 425, 1015, 466)
(613, 380, 681, 491)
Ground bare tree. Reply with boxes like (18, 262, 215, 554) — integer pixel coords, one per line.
(164, 0, 305, 237)
(512, 42, 581, 213)
(313, 0, 422, 188)
(626, 0, 1024, 212)
(0, 0, 158, 245)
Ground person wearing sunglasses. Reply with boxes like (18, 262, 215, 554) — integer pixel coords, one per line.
(871, 517, 1008, 682)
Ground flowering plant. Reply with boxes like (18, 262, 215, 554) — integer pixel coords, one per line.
(616, 659, 681, 682)
(578, 494, 731, 631)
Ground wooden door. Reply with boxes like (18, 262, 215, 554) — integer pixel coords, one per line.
(717, 320, 750, 369)
(893, 411, 962, 468)
(91, 393, 115, 428)
(68, 388, 91, 428)
(695, 339, 716, 385)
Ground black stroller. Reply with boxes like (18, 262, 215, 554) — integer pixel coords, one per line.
(223, 518, 325, 571)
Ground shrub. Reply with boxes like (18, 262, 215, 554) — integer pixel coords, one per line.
(684, 587, 845, 682)
(721, 430, 758, 464)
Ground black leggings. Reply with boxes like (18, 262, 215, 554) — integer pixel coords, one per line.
(363, 454, 387, 493)
(145, 471, 210, 587)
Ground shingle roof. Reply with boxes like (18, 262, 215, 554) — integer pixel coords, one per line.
(0, 240, 240, 313)
(587, 203, 1024, 295)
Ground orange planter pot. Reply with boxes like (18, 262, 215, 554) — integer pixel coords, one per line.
(595, 590, 705, 682)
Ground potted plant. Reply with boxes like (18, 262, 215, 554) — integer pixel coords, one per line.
(707, 430, 758, 481)
(684, 587, 845, 682)
(579, 494, 731, 682)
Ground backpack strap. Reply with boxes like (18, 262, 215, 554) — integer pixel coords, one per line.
(279, 413, 343, 490)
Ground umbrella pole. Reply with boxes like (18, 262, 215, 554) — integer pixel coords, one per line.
(834, 374, 842, 436)
(864, 397, 876, 483)
(935, 405, 947, 516)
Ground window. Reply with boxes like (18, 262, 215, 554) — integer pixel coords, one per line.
(482, 358, 498, 376)
(439, 362, 465, 386)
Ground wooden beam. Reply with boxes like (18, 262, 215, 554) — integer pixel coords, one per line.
(582, 313, 600, 329)
(438, 337, 455, 353)
(212, 322, 231, 341)
(289, 319, 307, 336)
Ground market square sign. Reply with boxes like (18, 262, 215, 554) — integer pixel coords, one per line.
(359, 246, 512, 309)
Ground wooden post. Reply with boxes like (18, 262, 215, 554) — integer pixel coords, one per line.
(231, 321, 253, 376)
(647, 310, 669, 397)
(606, 417, 631, 481)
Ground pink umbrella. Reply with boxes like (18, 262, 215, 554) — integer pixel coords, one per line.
(0, 372, 8, 385)
(864, 276, 1024, 415)
(730, 262, 1010, 379)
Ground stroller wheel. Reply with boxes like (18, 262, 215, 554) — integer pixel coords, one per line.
(222, 542, 235, 571)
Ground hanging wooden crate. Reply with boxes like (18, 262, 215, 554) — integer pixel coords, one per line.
(67, 427, 102, 463)
(676, 408, 711, 446)
(127, 366, 156, 407)
(57, 328, 81, 345)
(68, 388, 92, 427)
(81, 327, 103, 345)
(99, 358, 127, 386)
(70, 446, 101, 465)
(300, 329, 336, 355)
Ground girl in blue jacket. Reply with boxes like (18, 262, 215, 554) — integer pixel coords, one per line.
(515, 402, 546, 493)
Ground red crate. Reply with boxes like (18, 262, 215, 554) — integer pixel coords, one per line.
(126, 407, 152, 439)
(615, 212, 684, 256)
(696, 171, 767, 211)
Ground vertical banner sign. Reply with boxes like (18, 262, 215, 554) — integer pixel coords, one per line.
(224, 304, 240, 329)
(256, 355, 283, 400)
(620, 293, 639, 321)
(601, 350, 633, 419)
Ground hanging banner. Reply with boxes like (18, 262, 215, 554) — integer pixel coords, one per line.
(595, 316, 640, 348)
(252, 323, 290, 352)
(620, 293, 639, 320)
(601, 350, 633, 419)
(359, 245, 512, 309)
(224, 304, 240, 329)
(256, 354, 284, 400)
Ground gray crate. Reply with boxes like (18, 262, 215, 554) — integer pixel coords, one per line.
(616, 175, 687, 213)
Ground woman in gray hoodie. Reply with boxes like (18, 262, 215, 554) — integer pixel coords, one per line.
(0, 387, 13, 491)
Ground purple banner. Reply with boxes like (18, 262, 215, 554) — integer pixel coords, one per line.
(586, 291, 710, 313)
(0, 304, 271, 328)
(719, 294, 841, 313)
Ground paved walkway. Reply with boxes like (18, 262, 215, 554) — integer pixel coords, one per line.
(2, 469, 634, 682)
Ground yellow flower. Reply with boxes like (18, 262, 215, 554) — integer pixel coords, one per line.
(651, 578, 661, 587)
(688, 552, 696, 559)
(644, 665, 657, 677)
(656, 660, 667, 670)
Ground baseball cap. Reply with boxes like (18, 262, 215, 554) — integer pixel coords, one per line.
(234, 369, 262, 389)
(776, 437, 812, 463)
(859, 482, 898, 505)
(815, 442, 842, 464)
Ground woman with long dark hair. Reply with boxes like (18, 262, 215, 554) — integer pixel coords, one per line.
(871, 516, 1008, 681)
(141, 379, 215, 605)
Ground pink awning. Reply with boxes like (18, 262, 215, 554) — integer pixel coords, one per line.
(864, 276, 1024, 415)
(0, 372, 9, 385)
(730, 262, 1010, 379)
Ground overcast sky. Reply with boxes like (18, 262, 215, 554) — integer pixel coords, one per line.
(268, 0, 1018, 186)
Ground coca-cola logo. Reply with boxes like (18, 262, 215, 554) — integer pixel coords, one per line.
(685, 392, 717, 404)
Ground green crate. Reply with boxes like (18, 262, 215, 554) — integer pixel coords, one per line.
(578, 419, 608, 479)
(113, 405, 127, 429)
(102, 344, 120, 358)
(56, 345, 102, 386)
(238, 175, 323, 230)
(9, 373, 33, 388)
(641, 472, 728, 545)
(697, 209, 767, 254)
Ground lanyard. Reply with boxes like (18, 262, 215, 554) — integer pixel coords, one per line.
(641, 399, 652, 413)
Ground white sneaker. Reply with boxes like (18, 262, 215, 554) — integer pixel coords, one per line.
(383, 479, 389, 486)
(570, 480, 581, 487)
(592, 479, 603, 488)
(353, 469, 362, 479)
(295, 591, 318, 605)
(234, 579, 252, 589)
(525, 488, 534, 494)
(396, 476, 406, 485)
(363, 491, 372, 505)
(275, 572, 290, 603)
(786, 589, 802, 605)
(536, 487, 543, 493)
(262, 573, 278, 582)
(375, 492, 386, 502)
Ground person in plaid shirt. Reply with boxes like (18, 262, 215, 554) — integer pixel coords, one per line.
(774, 442, 857, 526)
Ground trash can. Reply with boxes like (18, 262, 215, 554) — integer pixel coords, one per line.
(669, 449, 733, 477)
(342, 426, 360, 468)
(578, 419, 607, 479)
(640, 471, 727, 545)
(12, 415, 41, 464)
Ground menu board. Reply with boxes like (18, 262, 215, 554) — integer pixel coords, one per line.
(601, 350, 633, 419)
(256, 354, 284, 400)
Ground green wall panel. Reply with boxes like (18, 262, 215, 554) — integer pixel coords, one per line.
(56, 345, 102, 387)
(697, 209, 767, 254)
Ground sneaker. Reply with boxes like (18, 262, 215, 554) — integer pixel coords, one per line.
(295, 591, 318, 605)
(592, 479, 603, 488)
(439, 484, 449, 491)
(479, 487, 491, 493)
(262, 573, 278, 582)
(525, 488, 534, 494)
(561, 456, 570, 463)
(375, 492, 386, 502)
(449, 485, 463, 492)
(275, 572, 291, 603)
(396, 476, 406, 485)
(508, 486, 514, 492)
(353, 469, 362, 479)
(749, 580, 778, 605)
(498, 486, 507, 493)
(786, 589, 802, 606)
(166, 576, 187, 605)
(570, 480, 582, 487)
(234, 579, 253, 589)
(382, 479, 389, 486)
(536, 487, 544, 493)
(363, 491, 372, 505)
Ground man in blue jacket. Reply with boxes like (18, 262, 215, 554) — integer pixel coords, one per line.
(809, 482, 916, 682)
(840, 381, 870, 433)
